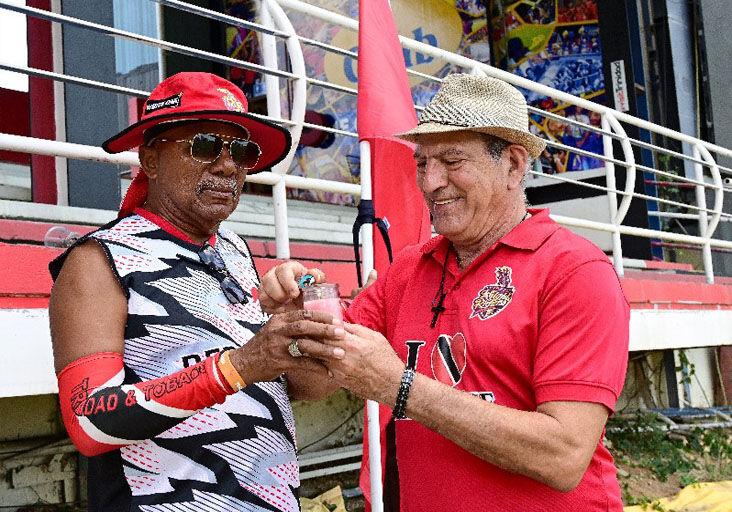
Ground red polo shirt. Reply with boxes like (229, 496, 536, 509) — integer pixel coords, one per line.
(348, 209, 629, 511)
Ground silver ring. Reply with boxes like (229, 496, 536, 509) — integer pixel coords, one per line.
(288, 339, 303, 358)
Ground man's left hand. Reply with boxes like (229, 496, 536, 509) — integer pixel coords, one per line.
(320, 322, 404, 406)
(350, 269, 377, 299)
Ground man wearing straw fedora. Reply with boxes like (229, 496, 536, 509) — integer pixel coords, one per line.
(260, 74, 630, 511)
(48, 72, 341, 511)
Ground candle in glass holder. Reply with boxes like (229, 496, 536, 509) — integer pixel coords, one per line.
(302, 283, 343, 322)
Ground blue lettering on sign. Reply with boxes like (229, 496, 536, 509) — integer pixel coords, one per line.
(342, 28, 438, 83)
(402, 47, 412, 68)
(344, 46, 359, 83)
(412, 27, 436, 65)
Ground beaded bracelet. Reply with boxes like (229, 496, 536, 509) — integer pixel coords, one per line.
(392, 368, 416, 420)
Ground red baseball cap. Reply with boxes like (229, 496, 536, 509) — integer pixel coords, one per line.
(103, 72, 291, 173)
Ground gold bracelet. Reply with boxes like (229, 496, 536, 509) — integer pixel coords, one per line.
(218, 350, 246, 392)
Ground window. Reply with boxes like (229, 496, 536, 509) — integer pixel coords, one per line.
(0, 0, 29, 92)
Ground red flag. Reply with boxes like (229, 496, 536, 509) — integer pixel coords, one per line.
(357, 0, 431, 274)
(356, 0, 432, 505)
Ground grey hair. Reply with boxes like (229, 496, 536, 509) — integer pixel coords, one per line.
(480, 132, 535, 175)
(522, 158, 534, 207)
(480, 132, 533, 204)
(480, 133, 510, 161)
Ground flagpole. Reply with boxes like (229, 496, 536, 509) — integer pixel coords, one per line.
(359, 145, 374, 276)
(359, 139, 384, 512)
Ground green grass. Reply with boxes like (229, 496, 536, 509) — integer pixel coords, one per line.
(607, 413, 732, 505)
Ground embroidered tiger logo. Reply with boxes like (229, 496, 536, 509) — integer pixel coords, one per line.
(469, 266, 515, 320)
(218, 88, 245, 112)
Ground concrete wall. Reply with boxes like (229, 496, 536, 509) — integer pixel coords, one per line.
(0, 395, 77, 509)
(61, 1, 122, 210)
(700, 0, 732, 277)
(699, 0, 732, 169)
(617, 348, 719, 410)
(292, 390, 364, 453)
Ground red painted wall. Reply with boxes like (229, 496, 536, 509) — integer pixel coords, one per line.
(0, 88, 30, 165)
(27, 0, 57, 204)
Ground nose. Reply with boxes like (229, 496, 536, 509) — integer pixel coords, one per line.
(418, 159, 449, 195)
(209, 143, 239, 177)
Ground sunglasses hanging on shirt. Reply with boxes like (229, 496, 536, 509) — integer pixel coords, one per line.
(198, 244, 251, 305)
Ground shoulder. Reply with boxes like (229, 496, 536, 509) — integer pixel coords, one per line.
(383, 242, 427, 286)
(535, 224, 623, 296)
(48, 216, 127, 281)
(218, 228, 252, 258)
(536, 226, 627, 307)
(50, 238, 125, 298)
(346, 242, 426, 327)
(90, 215, 167, 253)
(540, 225, 611, 272)
(393, 241, 429, 267)
(49, 214, 169, 285)
(91, 214, 158, 239)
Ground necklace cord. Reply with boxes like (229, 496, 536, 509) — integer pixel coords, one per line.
(430, 246, 451, 328)
(428, 211, 529, 328)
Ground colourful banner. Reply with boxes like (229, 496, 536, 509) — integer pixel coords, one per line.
(491, 0, 606, 174)
(225, 0, 494, 205)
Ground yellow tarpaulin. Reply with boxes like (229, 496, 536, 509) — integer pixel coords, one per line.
(300, 485, 348, 512)
(624, 481, 732, 512)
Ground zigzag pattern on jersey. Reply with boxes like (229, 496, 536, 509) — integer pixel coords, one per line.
(138, 489, 276, 512)
(85, 214, 298, 512)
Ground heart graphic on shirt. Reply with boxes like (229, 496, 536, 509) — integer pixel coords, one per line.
(431, 332, 467, 386)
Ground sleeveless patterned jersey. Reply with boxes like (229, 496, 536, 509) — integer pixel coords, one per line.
(69, 212, 299, 512)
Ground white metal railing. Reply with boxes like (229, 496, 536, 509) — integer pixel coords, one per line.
(1, 1, 731, 509)
(0, 0, 731, 286)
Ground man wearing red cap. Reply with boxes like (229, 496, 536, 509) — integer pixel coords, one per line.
(48, 72, 341, 512)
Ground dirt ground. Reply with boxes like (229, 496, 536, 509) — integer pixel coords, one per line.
(608, 424, 732, 507)
(618, 462, 701, 505)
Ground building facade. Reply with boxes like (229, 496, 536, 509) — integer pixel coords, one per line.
(0, 0, 731, 508)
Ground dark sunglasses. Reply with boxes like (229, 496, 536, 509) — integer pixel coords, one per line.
(198, 245, 251, 305)
(154, 132, 262, 169)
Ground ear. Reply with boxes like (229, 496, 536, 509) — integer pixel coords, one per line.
(506, 145, 529, 191)
(138, 145, 159, 180)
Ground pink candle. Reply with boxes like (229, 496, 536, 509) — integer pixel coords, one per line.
(302, 283, 343, 322)
(303, 297, 344, 322)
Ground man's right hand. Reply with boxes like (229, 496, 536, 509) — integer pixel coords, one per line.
(350, 269, 377, 299)
(229, 309, 345, 384)
(258, 261, 326, 314)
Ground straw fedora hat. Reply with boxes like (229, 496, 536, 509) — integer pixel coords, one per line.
(396, 74, 546, 158)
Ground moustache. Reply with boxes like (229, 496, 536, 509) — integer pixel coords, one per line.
(196, 178, 239, 198)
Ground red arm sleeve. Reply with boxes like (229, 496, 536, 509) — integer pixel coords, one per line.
(57, 351, 233, 457)
(533, 260, 630, 412)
